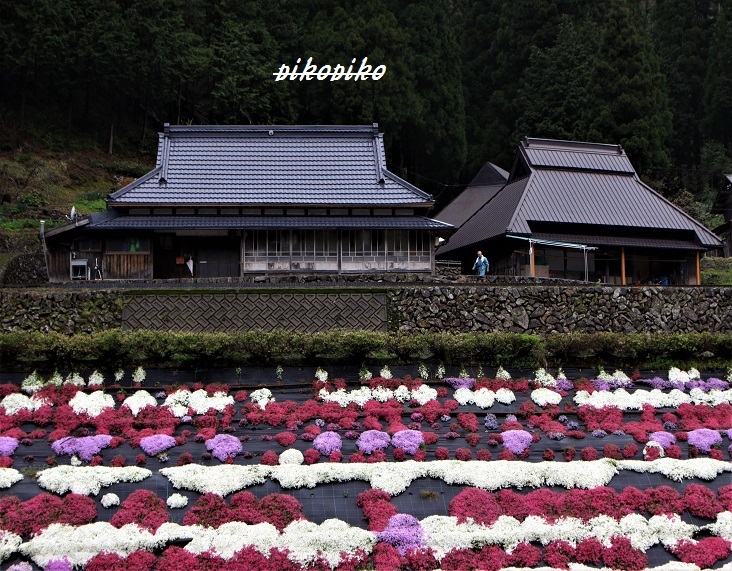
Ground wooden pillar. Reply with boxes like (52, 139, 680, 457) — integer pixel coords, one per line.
(239, 232, 245, 278)
(620, 247, 626, 285)
(696, 251, 701, 285)
(529, 241, 535, 277)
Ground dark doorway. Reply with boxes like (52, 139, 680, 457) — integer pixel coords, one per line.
(153, 234, 240, 278)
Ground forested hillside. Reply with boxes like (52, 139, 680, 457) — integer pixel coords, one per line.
(0, 0, 731, 220)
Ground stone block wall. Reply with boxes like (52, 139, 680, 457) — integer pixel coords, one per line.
(1, 284, 731, 335)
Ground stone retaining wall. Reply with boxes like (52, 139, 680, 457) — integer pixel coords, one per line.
(389, 285, 732, 333)
(1, 284, 731, 335)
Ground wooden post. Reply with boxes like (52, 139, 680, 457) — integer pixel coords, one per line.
(529, 241, 535, 277)
(696, 251, 701, 285)
(620, 247, 626, 285)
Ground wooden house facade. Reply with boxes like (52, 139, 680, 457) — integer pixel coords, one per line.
(44, 125, 452, 282)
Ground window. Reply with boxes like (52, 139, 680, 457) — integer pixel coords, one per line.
(106, 236, 150, 253)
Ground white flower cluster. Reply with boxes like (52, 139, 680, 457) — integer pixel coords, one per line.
(533, 368, 557, 387)
(65, 372, 86, 387)
(20, 371, 44, 394)
(420, 512, 703, 559)
(418, 363, 430, 380)
(166, 493, 188, 509)
(47, 371, 63, 386)
(315, 367, 328, 382)
(162, 389, 234, 417)
(249, 388, 275, 410)
(36, 466, 152, 495)
(0, 530, 22, 563)
(87, 370, 104, 387)
(574, 388, 732, 409)
(617, 458, 732, 482)
(596, 368, 630, 382)
(279, 449, 305, 465)
(122, 390, 158, 416)
(530, 388, 562, 407)
(68, 390, 115, 417)
(132, 366, 146, 384)
(379, 365, 393, 379)
(496, 366, 512, 380)
(160, 460, 618, 497)
(0, 392, 49, 415)
(436, 363, 445, 379)
(669, 367, 701, 383)
(160, 464, 270, 496)
(159, 459, 732, 498)
(359, 365, 373, 381)
(101, 493, 120, 508)
(12, 514, 732, 570)
(0, 468, 22, 489)
(19, 522, 176, 567)
(319, 384, 438, 407)
(453, 387, 516, 408)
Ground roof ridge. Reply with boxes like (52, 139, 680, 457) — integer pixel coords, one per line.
(109, 166, 163, 201)
(381, 170, 433, 202)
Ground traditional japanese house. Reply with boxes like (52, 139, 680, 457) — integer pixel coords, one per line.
(437, 138, 722, 284)
(711, 174, 732, 258)
(43, 124, 452, 282)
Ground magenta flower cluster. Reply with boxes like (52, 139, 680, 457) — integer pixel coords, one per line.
(502, 429, 533, 454)
(687, 428, 722, 453)
(43, 559, 73, 571)
(648, 431, 676, 449)
(204, 433, 243, 461)
(51, 435, 113, 462)
(139, 434, 177, 456)
(0, 436, 19, 457)
(391, 430, 424, 455)
(444, 377, 475, 390)
(312, 431, 342, 455)
(356, 430, 391, 454)
(377, 513, 426, 555)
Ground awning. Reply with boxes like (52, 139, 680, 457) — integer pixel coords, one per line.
(88, 215, 453, 233)
(530, 233, 706, 251)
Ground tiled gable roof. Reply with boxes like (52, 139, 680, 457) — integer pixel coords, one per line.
(110, 124, 432, 207)
(435, 162, 508, 228)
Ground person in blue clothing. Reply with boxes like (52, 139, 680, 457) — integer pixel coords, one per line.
(472, 250, 489, 277)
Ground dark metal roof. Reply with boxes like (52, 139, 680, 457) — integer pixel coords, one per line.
(109, 124, 432, 207)
(88, 215, 453, 232)
(711, 173, 732, 215)
(531, 233, 707, 251)
(437, 176, 530, 255)
(435, 162, 508, 228)
(439, 137, 723, 256)
(520, 138, 635, 173)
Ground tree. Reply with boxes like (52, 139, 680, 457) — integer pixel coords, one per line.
(587, 0, 672, 172)
(702, 6, 732, 150)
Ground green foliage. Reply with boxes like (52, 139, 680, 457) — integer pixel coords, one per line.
(701, 257, 732, 285)
(1, 330, 730, 371)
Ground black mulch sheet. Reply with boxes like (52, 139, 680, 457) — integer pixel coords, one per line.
(1, 365, 731, 570)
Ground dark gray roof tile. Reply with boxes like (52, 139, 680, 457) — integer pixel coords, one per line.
(110, 125, 431, 207)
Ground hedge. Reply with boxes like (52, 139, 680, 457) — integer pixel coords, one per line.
(1, 330, 731, 371)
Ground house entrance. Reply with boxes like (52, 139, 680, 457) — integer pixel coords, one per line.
(153, 234, 240, 278)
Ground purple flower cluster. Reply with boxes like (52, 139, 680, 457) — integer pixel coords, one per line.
(314, 418, 325, 427)
(648, 431, 676, 449)
(0, 437, 19, 457)
(484, 414, 499, 430)
(591, 430, 607, 439)
(444, 377, 475, 390)
(444, 432, 461, 439)
(356, 430, 391, 454)
(640, 376, 729, 392)
(139, 434, 177, 456)
(43, 559, 72, 571)
(391, 430, 424, 455)
(204, 434, 243, 461)
(591, 375, 633, 391)
(687, 428, 723, 453)
(547, 432, 566, 440)
(51, 435, 113, 462)
(313, 431, 342, 455)
(376, 514, 426, 555)
(556, 377, 573, 391)
(502, 429, 533, 454)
